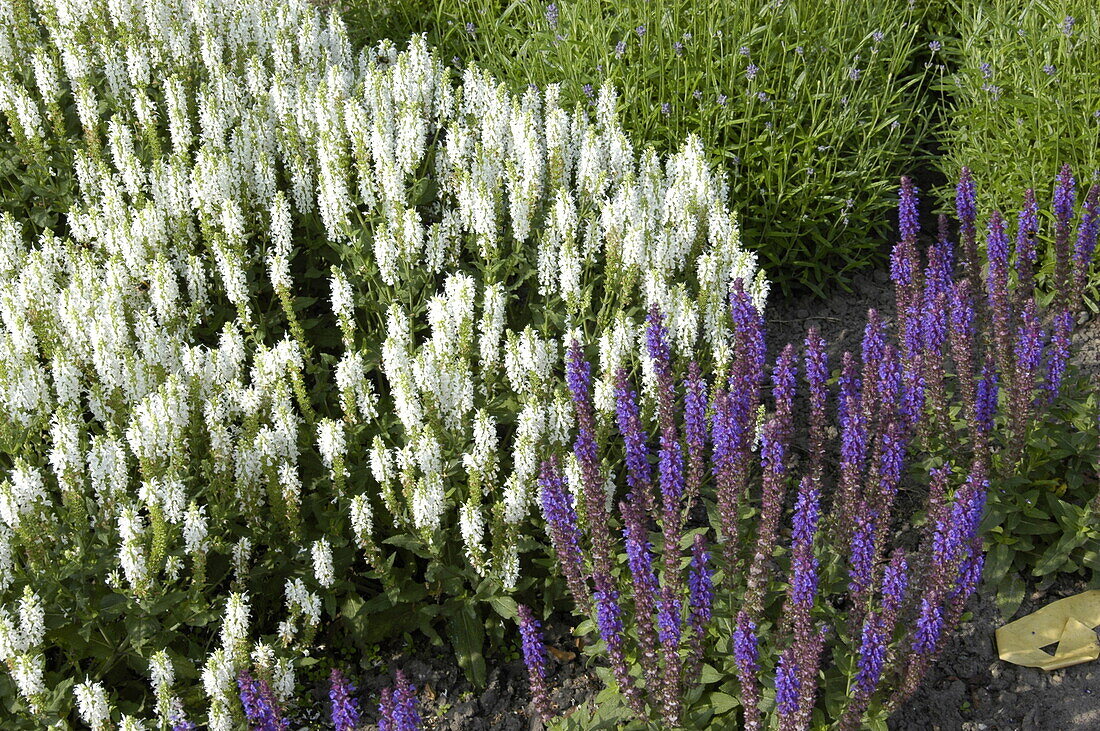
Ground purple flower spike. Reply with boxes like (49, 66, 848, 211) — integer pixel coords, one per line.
(517, 604, 554, 721)
(775, 649, 800, 717)
(684, 361, 708, 511)
(976, 358, 999, 437)
(1047, 309, 1073, 401)
(899, 176, 920, 244)
(986, 210, 1014, 375)
(329, 669, 360, 731)
(913, 597, 945, 655)
(1073, 185, 1100, 297)
(593, 590, 643, 714)
(539, 457, 590, 607)
(848, 505, 876, 596)
(685, 533, 713, 687)
(614, 368, 654, 514)
(237, 670, 289, 731)
(957, 167, 980, 286)
(1016, 189, 1039, 309)
(392, 671, 422, 731)
(1053, 164, 1076, 302)
(733, 610, 762, 731)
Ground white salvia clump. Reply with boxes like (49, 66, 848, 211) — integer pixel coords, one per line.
(478, 282, 506, 370)
(200, 648, 235, 706)
(0, 526, 12, 593)
(149, 649, 174, 696)
(119, 716, 146, 731)
(312, 537, 334, 588)
(499, 541, 519, 590)
(369, 436, 392, 487)
(74, 680, 111, 730)
(285, 578, 321, 628)
(0, 461, 48, 530)
(11, 652, 45, 707)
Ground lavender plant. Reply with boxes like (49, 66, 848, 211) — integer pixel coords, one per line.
(527, 172, 1088, 728)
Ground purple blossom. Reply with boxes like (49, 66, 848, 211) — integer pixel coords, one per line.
(1046, 309, 1073, 401)
(614, 369, 653, 512)
(661, 102, 671, 116)
(1054, 164, 1076, 300)
(746, 63, 759, 81)
(1043, 64, 1056, 76)
(790, 481, 821, 608)
(849, 67, 862, 81)
(539, 458, 589, 606)
(615, 40, 626, 57)
(1063, 16, 1075, 36)
(929, 40, 942, 52)
(635, 25, 646, 38)
(673, 41, 684, 56)
(848, 506, 876, 595)
(1073, 185, 1100, 296)
(517, 604, 553, 721)
(882, 551, 909, 620)
(170, 714, 196, 731)
(873, 30, 884, 43)
(329, 669, 360, 731)
(1016, 189, 1039, 307)
(853, 613, 888, 699)
(980, 62, 992, 79)
(387, 671, 421, 731)
(593, 590, 641, 712)
(975, 359, 999, 436)
(775, 649, 800, 716)
(688, 534, 713, 625)
(237, 671, 288, 731)
(732, 610, 762, 730)
(957, 167, 979, 285)
(899, 175, 920, 245)
(913, 597, 945, 655)
(545, 3, 558, 28)
(582, 83, 594, 98)
(986, 211, 1014, 375)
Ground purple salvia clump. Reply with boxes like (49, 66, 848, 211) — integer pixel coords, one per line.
(893, 177, 922, 340)
(882, 550, 909, 628)
(841, 611, 888, 731)
(1046, 309, 1073, 402)
(730, 279, 767, 380)
(899, 175, 921, 245)
(1053, 164, 1076, 306)
(957, 166, 980, 287)
(685, 533, 713, 686)
(538, 458, 590, 608)
(1016, 189, 1039, 311)
(237, 671, 289, 731)
(732, 610, 762, 731)
(789, 478, 821, 609)
(860, 310, 887, 430)
(329, 669, 360, 731)
(516, 604, 554, 721)
(949, 280, 977, 422)
(985, 211, 1014, 377)
(593, 590, 643, 714)
(170, 714, 196, 731)
(1073, 184, 1100, 298)
(921, 246, 952, 445)
(614, 368, 654, 515)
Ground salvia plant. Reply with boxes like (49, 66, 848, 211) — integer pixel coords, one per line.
(0, 0, 765, 723)
(521, 171, 1091, 729)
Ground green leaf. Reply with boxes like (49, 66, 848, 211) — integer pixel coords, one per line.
(488, 595, 518, 621)
(996, 575, 1026, 621)
(698, 663, 723, 685)
(448, 602, 487, 688)
(708, 691, 739, 715)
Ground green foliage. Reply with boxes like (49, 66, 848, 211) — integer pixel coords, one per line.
(980, 365, 1100, 619)
(936, 0, 1100, 216)
(344, 0, 935, 297)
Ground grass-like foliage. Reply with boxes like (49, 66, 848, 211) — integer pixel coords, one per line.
(937, 1, 1100, 221)
(346, 0, 935, 297)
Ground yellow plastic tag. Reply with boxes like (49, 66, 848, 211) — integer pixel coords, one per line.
(995, 590, 1100, 670)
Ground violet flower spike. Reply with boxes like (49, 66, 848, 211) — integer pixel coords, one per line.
(392, 671, 422, 731)
(329, 669, 360, 731)
(957, 166, 980, 287)
(593, 589, 643, 715)
(621, 500, 662, 703)
(775, 648, 801, 720)
(1015, 189, 1039, 310)
(237, 670, 289, 731)
(732, 610, 762, 731)
(1046, 309, 1073, 402)
(985, 210, 1014, 376)
(1053, 164, 1076, 305)
(538, 457, 590, 608)
(614, 368, 654, 515)
(1073, 184, 1100, 298)
(517, 604, 554, 721)
(685, 533, 713, 686)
